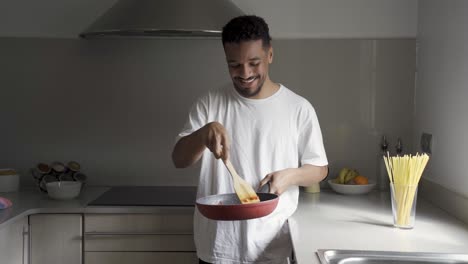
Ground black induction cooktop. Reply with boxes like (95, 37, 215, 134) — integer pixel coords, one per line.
(87, 186, 197, 206)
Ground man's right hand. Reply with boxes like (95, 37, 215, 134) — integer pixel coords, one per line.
(200, 122, 230, 161)
(172, 121, 230, 168)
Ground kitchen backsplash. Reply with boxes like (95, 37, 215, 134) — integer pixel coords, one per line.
(0, 38, 415, 187)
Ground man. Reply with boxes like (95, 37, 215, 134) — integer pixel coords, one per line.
(172, 15, 328, 264)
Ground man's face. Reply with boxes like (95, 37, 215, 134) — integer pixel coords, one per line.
(224, 40, 273, 98)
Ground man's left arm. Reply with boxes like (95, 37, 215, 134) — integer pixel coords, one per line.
(289, 164, 328, 187)
(259, 164, 328, 195)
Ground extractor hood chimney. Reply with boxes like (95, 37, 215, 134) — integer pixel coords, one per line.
(79, 0, 244, 39)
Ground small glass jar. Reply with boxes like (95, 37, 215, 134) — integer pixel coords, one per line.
(390, 183, 418, 229)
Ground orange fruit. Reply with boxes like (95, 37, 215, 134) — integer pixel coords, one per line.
(353, 175, 369, 185)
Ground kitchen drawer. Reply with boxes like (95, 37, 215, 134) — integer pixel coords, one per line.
(85, 252, 198, 264)
(84, 213, 193, 233)
(84, 233, 195, 251)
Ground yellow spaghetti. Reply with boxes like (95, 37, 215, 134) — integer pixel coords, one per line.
(383, 153, 430, 227)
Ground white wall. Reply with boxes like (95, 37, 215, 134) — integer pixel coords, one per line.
(0, 0, 418, 39)
(234, 0, 418, 38)
(0, 37, 415, 187)
(416, 0, 468, 197)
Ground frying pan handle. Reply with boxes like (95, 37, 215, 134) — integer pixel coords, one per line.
(258, 182, 270, 193)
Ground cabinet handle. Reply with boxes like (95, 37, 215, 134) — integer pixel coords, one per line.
(22, 227, 29, 264)
(84, 231, 193, 237)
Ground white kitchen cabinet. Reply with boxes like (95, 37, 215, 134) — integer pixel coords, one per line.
(0, 217, 29, 264)
(84, 213, 196, 264)
(29, 214, 82, 264)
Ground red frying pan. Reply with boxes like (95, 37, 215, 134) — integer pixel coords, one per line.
(196, 192, 278, 221)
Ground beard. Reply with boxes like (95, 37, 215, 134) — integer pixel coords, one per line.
(233, 75, 265, 98)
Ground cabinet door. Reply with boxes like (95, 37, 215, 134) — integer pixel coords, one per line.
(0, 217, 28, 264)
(29, 214, 82, 264)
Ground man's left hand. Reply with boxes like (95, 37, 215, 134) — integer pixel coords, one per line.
(258, 168, 294, 195)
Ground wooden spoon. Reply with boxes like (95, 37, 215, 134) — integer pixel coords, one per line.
(223, 159, 260, 204)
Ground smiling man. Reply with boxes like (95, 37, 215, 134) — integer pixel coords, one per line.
(172, 15, 328, 264)
(225, 36, 274, 99)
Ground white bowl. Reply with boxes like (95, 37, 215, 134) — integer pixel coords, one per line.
(328, 180, 376, 195)
(46, 181, 82, 200)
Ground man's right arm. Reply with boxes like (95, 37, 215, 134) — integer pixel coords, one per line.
(172, 122, 230, 168)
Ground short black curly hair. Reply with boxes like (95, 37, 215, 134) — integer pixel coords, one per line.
(222, 15, 271, 48)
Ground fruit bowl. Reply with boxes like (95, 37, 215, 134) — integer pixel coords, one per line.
(328, 180, 376, 195)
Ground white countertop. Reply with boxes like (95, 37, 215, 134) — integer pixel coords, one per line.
(290, 190, 468, 264)
(2, 187, 468, 264)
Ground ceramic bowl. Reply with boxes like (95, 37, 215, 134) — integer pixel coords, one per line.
(46, 181, 82, 200)
(328, 180, 376, 195)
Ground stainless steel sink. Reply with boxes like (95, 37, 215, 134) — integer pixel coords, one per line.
(317, 249, 468, 264)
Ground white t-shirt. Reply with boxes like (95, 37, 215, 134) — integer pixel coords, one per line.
(177, 84, 328, 264)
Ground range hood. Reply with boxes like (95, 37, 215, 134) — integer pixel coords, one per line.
(80, 0, 244, 39)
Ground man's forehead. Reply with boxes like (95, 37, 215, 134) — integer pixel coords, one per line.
(224, 41, 269, 56)
(224, 38, 264, 44)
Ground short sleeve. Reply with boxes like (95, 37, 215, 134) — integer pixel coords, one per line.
(175, 95, 209, 143)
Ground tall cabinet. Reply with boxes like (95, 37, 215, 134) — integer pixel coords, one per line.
(29, 214, 82, 264)
(0, 217, 28, 264)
